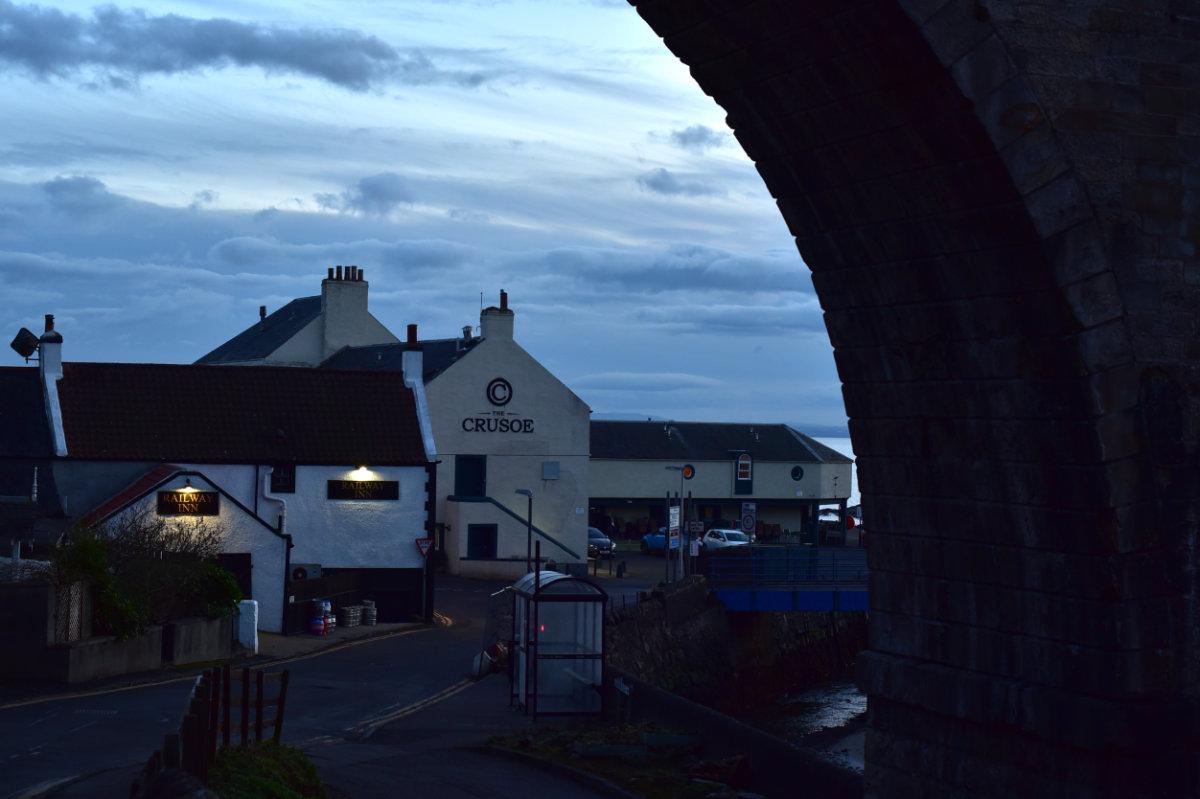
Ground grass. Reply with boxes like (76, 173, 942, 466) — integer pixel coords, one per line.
(208, 742, 328, 799)
(489, 723, 752, 799)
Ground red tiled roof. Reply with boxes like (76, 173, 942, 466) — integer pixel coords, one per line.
(57, 363, 427, 465)
(78, 464, 180, 527)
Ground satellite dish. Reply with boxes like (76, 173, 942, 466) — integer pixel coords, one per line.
(9, 328, 38, 360)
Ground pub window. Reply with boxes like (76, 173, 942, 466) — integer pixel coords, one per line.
(270, 464, 296, 494)
(736, 454, 752, 481)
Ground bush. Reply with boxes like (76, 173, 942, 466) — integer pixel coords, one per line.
(53, 513, 243, 639)
(209, 743, 328, 799)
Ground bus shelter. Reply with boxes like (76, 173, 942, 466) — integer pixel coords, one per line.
(509, 570, 607, 718)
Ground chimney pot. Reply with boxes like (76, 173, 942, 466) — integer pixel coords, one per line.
(407, 323, 418, 345)
(327, 267, 334, 280)
(358, 267, 365, 282)
(462, 325, 472, 341)
(259, 305, 267, 321)
(336, 265, 343, 280)
(44, 314, 54, 333)
(500, 290, 508, 311)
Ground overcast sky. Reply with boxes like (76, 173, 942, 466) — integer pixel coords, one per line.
(0, 0, 848, 435)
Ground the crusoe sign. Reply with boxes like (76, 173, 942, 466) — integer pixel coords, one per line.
(158, 490, 219, 516)
(462, 376, 534, 433)
(327, 480, 400, 501)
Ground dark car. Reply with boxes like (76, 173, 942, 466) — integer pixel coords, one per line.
(587, 527, 615, 558)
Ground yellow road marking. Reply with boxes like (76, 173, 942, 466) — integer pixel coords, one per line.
(348, 678, 476, 739)
(0, 616, 455, 712)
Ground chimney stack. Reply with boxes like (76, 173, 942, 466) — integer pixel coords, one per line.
(401, 323, 423, 388)
(480, 290, 514, 341)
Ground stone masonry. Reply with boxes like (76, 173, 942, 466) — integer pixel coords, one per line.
(629, 1, 1200, 796)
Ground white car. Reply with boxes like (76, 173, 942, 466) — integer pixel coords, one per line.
(702, 528, 752, 550)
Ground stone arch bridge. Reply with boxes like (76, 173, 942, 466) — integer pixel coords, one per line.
(629, 1, 1200, 796)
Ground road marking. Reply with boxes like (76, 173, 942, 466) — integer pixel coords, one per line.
(346, 678, 475, 740)
(4, 775, 77, 799)
(0, 618, 454, 711)
(68, 720, 97, 734)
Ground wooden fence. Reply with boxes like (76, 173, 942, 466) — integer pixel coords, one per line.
(131, 665, 290, 795)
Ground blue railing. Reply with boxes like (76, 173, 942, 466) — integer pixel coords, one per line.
(705, 546, 868, 587)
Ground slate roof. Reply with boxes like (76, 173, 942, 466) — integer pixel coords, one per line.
(195, 296, 322, 364)
(56, 362, 428, 464)
(590, 421, 852, 463)
(322, 337, 481, 381)
(0, 366, 52, 460)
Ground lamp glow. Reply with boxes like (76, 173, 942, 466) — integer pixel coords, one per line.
(350, 466, 372, 481)
(179, 478, 197, 494)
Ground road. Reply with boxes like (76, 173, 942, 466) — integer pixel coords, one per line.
(0, 565, 663, 799)
(0, 578, 502, 799)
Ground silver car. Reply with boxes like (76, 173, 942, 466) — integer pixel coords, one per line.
(701, 528, 752, 550)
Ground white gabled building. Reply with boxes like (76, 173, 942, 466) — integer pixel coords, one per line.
(200, 271, 590, 579)
(16, 314, 437, 633)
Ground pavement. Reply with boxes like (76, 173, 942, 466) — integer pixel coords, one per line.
(0, 575, 614, 799)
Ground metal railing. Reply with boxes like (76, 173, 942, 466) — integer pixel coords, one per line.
(705, 546, 868, 587)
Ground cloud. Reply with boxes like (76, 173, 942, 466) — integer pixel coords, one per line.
(668, 124, 727, 153)
(40, 175, 123, 215)
(315, 173, 414, 216)
(635, 168, 721, 197)
(573, 372, 722, 392)
(189, 189, 217, 210)
(0, 2, 492, 91)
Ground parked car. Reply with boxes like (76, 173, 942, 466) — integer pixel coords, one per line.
(587, 527, 615, 558)
(640, 527, 680, 555)
(701, 528, 752, 550)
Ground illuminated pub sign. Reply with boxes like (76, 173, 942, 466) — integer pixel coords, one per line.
(327, 480, 400, 501)
(157, 490, 220, 516)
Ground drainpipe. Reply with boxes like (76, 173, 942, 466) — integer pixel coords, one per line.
(262, 468, 293, 635)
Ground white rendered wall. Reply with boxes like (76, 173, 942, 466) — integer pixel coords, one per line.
(285, 465, 427, 570)
(107, 471, 288, 633)
(426, 336, 590, 572)
(265, 318, 323, 366)
(589, 459, 851, 503)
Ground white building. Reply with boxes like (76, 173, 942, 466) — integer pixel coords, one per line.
(18, 315, 435, 633)
(588, 421, 853, 542)
(200, 270, 590, 579)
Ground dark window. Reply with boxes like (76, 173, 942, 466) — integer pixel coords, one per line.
(455, 455, 487, 498)
(216, 552, 252, 598)
(270, 464, 296, 494)
(467, 524, 498, 559)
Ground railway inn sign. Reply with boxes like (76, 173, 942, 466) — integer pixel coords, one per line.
(157, 490, 220, 516)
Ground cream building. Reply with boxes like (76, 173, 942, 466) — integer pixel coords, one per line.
(200, 271, 590, 578)
(588, 421, 853, 542)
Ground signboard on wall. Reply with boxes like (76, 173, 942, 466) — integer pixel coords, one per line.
(327, 480, 400, 501)
(740, 502, 757, 535)
(157, 490, 219, 516)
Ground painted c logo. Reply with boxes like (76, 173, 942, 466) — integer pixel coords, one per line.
(486, 377, 513, 407)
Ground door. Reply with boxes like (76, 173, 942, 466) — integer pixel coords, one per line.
(467, 524, 498, 559)
(216, 552, 252, 598)
(455, 455, 487, 498)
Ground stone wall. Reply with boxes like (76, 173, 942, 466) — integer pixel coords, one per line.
(606, 577, 867, 710)
(629, 1, 1200, 795)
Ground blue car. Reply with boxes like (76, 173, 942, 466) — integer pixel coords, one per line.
(640, 528, 681, 555)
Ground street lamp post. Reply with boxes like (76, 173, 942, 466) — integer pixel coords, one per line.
(665, 467, 686, 580)
(515, 489, 534, 573)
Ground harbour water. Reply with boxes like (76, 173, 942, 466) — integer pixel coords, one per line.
(749, 679, 867, 773)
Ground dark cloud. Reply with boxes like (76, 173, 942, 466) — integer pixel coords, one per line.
(315, 173, 414, 216)
(40, 175, 123, 215)
(0, 2, 492, 91)
(189, 189, 217, 210)
(668, 124, 727, 153)
(635, 168, 721, 197)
